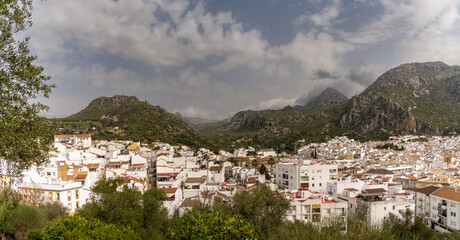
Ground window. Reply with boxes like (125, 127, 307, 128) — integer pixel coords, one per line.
(393, 206, 395, 210)
(48, 192, 53, 201)
(76, 201, 80, 209)
(319, 183, 322, 187)
(312, 184, 315, 187)
(384, 207, 386, 210)
(68, 203, 72, 212)
(56, 193, 60, 201)
(67, 191, 71, 201)
(75, 190, 79, 199)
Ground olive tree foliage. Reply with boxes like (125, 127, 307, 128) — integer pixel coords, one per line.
(78, 179, 168, 240)
(231, 184, 291, 239)
(0, 0, 54, 179)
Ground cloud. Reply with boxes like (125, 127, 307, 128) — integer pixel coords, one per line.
(30, 0, 273, 70)
(174, 106, 219, 119)
(294, 0, 341, 29)
(245, 97, 296, 111)
(44, 63, 146, 92)
(28, 0, 460, 120)
(179, 67, 210, 87)
(341, 0, 460, 46)
(280, 31, 353, 76)
(347, 64, 383, 86)
(314, 69, 340, 79)
(310, 0, 341, 29)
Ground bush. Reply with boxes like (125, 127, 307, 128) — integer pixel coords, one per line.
(26, 229, 44, 240)
(78, 178, 167, 239)
(42, 216, 140, 240)
(12, 204, 46, 239)
(167, 207, 255, 240)
(39, 202, 67, 222)
(231, 184, 290, 239)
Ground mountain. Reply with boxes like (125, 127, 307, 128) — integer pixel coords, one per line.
(62, 95, 205, 147)
(58, 62, 460, 152)
(338, 93, 440, 138)
(200, 61, 460, 151)
(174, 113, 220, 125)
(295, 87, 348, 111)
(361, 61, 460, 129)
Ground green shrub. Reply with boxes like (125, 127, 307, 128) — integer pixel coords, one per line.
(42, 216, 140, 240)
(167, 207, 255, 240)
(27, 229, 44, 240)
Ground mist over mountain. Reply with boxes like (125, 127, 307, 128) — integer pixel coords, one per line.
(295, 87, 348, 111)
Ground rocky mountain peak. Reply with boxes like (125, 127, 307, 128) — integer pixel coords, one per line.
(296, 87, 348, 111)
(88, 95, 141, 109)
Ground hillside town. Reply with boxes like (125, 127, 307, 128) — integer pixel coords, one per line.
(2, 134, 459, 233)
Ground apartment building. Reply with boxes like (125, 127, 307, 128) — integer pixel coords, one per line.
(415, 186, 439, 226)
(284, 189, 347, 225)
(275, 161, 338, 192)
(355, 189, 414, 226)
(18, 180, 90, 214)
(428, 187, 460, 231)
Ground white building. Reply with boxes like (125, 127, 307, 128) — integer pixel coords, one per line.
(355, 189, 414, 226)
(54, 134, 92, 148)
(257, 149, 276, 157)
(283, 189, 347, 225)
(18, 180, 90, 214)
(415, 186, 439, 227)
(275, 161, 338, 192)
(428, 187, 460, 231)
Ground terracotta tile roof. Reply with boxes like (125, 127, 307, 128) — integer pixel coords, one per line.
(365, 169, 395, 175)
(246, 176, 258, 184)
(74, 174, 87, 180)
(209, 166, 223, 171)
(416, 186, 439, 195)
(75, 134, 91, 138)
(55, 135, 74, 138)
(406, 175, 418, 180)
(185, 177, 206, 183)
(85, 163, 100, 168)
(157, 172, 179, 176)
(159, 188, 177, 194)
(180, 198, 201, 208)
(431, 187, 460, 202)
(363, 188, 386, 194)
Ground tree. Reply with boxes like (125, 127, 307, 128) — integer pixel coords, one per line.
(11, 204, 46, 240)
(38, 216, 140, 240)
(231, 184, 290, 239)
(0, 190, 20, 239)
(0, 0, 54, 179)
(252, 159, 258, 168)
(167, 207, 256, 240)
(78, 178, 168, 239)
(259, 164, 267, 175)
(38, 202, 67, 222)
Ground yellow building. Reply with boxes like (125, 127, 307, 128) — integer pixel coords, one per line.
(416, 175, 460, 188)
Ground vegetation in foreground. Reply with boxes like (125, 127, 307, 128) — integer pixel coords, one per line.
(2, 181, 460, 240)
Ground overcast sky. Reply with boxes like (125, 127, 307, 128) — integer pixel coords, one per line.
(29, 0, 460, 119)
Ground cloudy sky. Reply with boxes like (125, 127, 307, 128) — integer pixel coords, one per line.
(29, 0, 460, 119)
